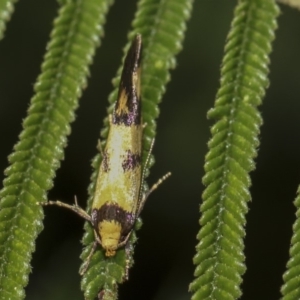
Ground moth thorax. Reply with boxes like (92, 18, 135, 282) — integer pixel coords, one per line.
(99, 220, 122, 256)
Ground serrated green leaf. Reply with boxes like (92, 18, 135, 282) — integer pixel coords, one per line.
(281, 189, 300, 298)
(190, 1, 279, 299)
(0, 0, 112, 299)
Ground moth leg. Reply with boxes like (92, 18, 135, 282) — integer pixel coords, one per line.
(79, 239, 98, 275)
(41, 197, 91, 222)
(97, 115, 113, 155)
(97, 139, 105, 157)
(117, 229, 133, 249)
(137, 172, 171, 217)
(117, 231, 134, 281)
(124, 240, 134, 281)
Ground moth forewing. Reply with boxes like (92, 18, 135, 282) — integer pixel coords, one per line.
(91, 34, 143, 257)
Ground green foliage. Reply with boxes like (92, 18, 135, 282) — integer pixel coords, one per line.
(0, 0, 112, 298)
(281, 186, 300, 299)
(80, 0, 194, 298)
(0, 0, 17, 40)
(2, 0, 299, 299)
(189, 0, 279, 299)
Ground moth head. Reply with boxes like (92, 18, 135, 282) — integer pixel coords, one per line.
(98, 220, 122, 256)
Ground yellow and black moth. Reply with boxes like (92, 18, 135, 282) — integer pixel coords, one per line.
(43, 34, 170, 274)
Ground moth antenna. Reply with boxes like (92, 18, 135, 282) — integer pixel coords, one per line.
(145, 172, 171, 199)
(139, 138, 155, 200)
(137, 172, 171, 217)
(41, 198, 91, 222)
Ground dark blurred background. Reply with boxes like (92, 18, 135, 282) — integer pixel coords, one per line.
(0, 1, 299, 299)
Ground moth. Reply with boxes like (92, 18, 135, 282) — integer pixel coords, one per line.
(43, 34, 170, 274)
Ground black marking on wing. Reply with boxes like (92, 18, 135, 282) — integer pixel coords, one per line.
(92, 204, 136, 241)
(122, 150, 141, 172)
(102, 150, 110, 172)
(113, 34, 142, 126)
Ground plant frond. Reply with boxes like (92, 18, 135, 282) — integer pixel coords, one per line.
(189, 1, 279, 299)
(281, 185, 300, 299)
(0, 0, 18, 40)
(0, 0, 112, 298)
